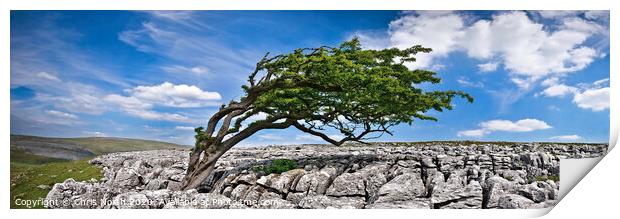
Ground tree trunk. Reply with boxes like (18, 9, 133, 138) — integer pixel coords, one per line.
(180, 160, 216, 191)
(179, 146, 224, 191)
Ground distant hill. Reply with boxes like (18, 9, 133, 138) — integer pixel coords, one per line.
(10, 134, 188, 162)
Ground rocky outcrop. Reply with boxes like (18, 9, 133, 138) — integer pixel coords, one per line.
(45, 142, 606, 209)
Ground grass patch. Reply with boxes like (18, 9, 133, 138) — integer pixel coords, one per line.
(252, 159, 298, 175)
(10, 159, 103, 209)
(547, 175, 560, 182)
(535, 175, 547, 182)
(529, 175, 559, 183)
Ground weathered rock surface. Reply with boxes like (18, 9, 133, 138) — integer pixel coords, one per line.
(45, 142, 606, 209)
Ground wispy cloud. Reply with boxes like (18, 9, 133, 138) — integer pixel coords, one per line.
(34, 82, 108, 115)
(118, 17, 259, 83)
(458, 118, 551, 137)
(457, 77, 484, 88)
(550, 135, 581, 141)
(11, 17, 131, 89)
(162, 65, 209, 75)
(477, 62, 499, 72)
(36, 72, 61, 82)
(258, 134, 285, 141)
(175, 126, 195, 131)
(45, 110, 78, 120)
(83, 131, 107, 137)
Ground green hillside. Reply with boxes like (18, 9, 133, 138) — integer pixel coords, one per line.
(52, 136, 187, 154)
(10, 134, 189, 209)
(10, 134, 188, 161)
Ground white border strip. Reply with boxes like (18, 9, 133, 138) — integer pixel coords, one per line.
(2, 0, 617, 218)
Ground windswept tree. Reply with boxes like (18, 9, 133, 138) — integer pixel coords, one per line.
(179, 38, 473, 190)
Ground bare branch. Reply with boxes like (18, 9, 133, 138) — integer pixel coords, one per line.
(221, 117, 295, 150)
(293, 122, 344, 145)
(214, 109, 247, 141)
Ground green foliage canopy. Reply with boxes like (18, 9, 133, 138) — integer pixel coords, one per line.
(194, 38, 472, 149)
(184, 38, 473, 190)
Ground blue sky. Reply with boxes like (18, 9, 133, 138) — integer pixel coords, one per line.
(10, 11, 610, 145)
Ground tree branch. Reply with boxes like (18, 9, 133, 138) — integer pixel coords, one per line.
(221, 118, 295, 150)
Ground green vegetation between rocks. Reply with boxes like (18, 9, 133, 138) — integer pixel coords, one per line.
(547, 175, 560, 182)
(10, 159, 103, 209)
(536, 175, 560, 182)
(252, 159, 298, 175)
(528, 175, 560, 184)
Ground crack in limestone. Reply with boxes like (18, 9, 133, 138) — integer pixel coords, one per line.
(432, 196, 481, 209)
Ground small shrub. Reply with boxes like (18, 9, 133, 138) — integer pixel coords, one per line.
(535, 175, 547, 182)
(547, 175, 560, 182)
(504, 175, 513, 181)
(252, 159, 298, 175)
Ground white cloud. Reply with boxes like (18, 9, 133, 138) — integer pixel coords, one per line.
(477, 62, 499, 72)
(143, 125, 162, 132)
(103, 82, 221, 123)
(386, 11, 465, 69)
(352, 30, 389, 50)
(35, 83, 108, 115)
(458, 118, 551, 137)
(548, 105, 561, 111)
(162, 65, 209, 74)
(258, 134, 284, 141)
(540, 84, 578, 97)
(295, 134, 344, 142)
(246, 112, 268, 122)
(129, 82, 221, 108)
(584, 11, 609, 21)
(11, 104, 81, 127)
(83, 131, 107, 137)
(45, 110, 78, 120)
(146, 11, 195, 22)
(541, 77, 560, 86)
(457, 77, 483, 88)
(539, 77, 609, 111)
(358, 11, 606, 89)
(561, 17, 605, 34)
(96, 81, 222, 122)
(573, 87, 609, 111)
(536, 11, 582, 19)
(465, 12, 597, 79)
(456, 129, 488, 137)
(118, 19, 256, 83)
(143, 11, 210, 30)
(481, 119, 551, 132)
(104, 94, 192, 123)
(36, 72, 61, 82)
(295, 134, 320, 141)
(175, 126, 195, 131)
(104, 94, 152, 111)
(593, 78, 610, 86)
(550, 135, 582, 141)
